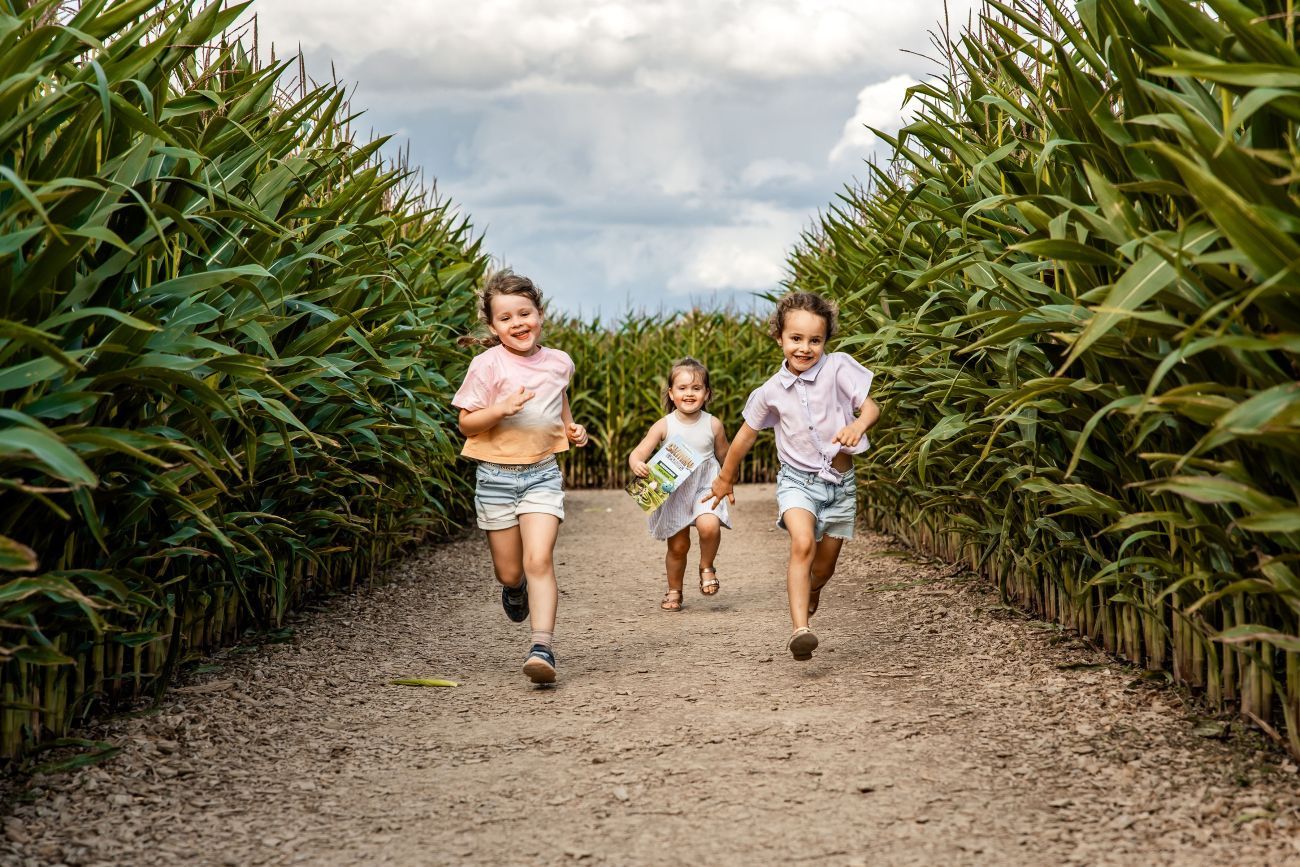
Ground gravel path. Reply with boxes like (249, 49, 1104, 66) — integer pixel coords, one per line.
(3, 485, 1299, 866)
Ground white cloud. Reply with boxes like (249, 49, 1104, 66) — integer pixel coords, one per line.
(828, 74, 918, 165)
(255, 0, 977, 95)
(666, 204, 809, 295)
(741, 158, 815, 187)
(246, 0, 983, 314)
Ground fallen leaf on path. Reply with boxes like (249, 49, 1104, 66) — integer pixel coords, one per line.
(174, 680, 234, 694)
(1236, 808, 1277, 825)
(1191, 720, 1229, 739)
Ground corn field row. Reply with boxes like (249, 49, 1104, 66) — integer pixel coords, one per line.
(789, 0, 1300, 753)
(8, 0, 1300, 764)
(552, 309, 778, 489)
(0, 0, 485, 756)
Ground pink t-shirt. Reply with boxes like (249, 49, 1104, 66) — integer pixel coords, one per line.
(452, 344, 575, 464)
(742, 352, 874, 482)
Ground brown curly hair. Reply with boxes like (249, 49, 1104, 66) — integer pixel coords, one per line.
(662, 357, 712, 413)
(457, 269, 546, 348)
(768, 291, 838, 342)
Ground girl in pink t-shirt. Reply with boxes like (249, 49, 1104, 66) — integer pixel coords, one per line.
(452, 270, 589, 684)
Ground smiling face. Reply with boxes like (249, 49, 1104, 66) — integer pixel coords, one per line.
(778, 308, 829, 374)
(668, 369, 710, 416)
(487, 292, 543, 356)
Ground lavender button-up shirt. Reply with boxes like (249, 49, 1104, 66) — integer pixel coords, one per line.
(741, 352, 875, 483)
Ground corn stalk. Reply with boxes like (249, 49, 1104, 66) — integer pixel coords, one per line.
(791, 0, 1300, 754)
(0, 0, 485, 756)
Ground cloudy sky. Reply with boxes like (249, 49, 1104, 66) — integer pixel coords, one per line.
(251, 1, 979, 315)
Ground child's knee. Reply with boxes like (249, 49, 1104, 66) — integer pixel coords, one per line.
(667, 535, 691, 556)
(789, 536, 816, 560)
(494, 565, 523, 586)
(696, 522, 720, 543)
(521, 552, 553, 577)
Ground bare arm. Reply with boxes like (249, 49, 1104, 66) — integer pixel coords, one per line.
(562, 392, 589, 447)
(832, 395, 882, 447)
(711, 416, 731, 465)
(458, 386, 534, 437)
(702, 422, 759, 507)
(628, 418, 668, 477)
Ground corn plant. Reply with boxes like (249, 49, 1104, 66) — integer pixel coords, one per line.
(790, 0, 1300, 753)
(550, 309, 778, 488)
(0, 0, 485, 756)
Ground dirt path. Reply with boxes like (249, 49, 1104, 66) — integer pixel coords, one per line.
(3, 485, 1299, 866)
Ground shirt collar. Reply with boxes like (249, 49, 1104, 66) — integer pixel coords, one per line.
(777, 353, 827, 389)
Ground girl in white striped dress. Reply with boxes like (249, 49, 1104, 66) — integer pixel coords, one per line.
(628, 358, 731, 611)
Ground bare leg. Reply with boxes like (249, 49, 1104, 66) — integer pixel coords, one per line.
(695, 515, 721, 595)
(518, 513, 561, 634)
(781, 509, 817, 630)
(665, 527, 690, 596)
(809, 536, 845, 617)
(696, 515, 721, 570)
(485, 526, 524, 590)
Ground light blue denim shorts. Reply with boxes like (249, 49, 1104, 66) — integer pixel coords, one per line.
(474, 456, 565, 531)
(775, 464, 857, 542)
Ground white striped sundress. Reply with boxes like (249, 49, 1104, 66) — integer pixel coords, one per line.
(646, 411, 732, 541)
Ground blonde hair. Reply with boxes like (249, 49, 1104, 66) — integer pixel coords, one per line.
(457, 269, 546, 348)
(663, 357, 712, 413)
(769, 291, 838, 342)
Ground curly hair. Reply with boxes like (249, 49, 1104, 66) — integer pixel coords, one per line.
(662, 357, 712, 413)
(768, 291, 838, 342)
(457, 269, 546, 348)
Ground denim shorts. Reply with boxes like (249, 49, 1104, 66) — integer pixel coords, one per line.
(775, 464, 857, 542)
(474, 456, 565, 531)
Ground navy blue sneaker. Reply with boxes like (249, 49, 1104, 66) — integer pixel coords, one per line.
(502, 577, 529, 623)
(522, 644, 556, 684)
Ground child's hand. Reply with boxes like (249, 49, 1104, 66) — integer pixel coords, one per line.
(833, 423, 867, 448)
(500, 387, 535, 417)
(630, 459, 650, 478)
(701, 476, 734, 508)
(567, 422, 589, 447)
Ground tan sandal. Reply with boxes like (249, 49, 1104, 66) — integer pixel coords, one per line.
(699, 566, 720, 596)
(788, 627, 818, 661)
(661, 589, 683, 611)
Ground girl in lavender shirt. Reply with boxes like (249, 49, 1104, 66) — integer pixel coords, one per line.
(704, 292, 880, 661)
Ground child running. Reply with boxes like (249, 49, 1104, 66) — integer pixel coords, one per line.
(704, 292, 879, 661)
(452, 270, 589, 684)
(628, 357, 731, 611)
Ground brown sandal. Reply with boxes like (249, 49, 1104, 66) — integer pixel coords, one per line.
(809, 575, 829, 617)
(699, 567, 720, 596)
(661, 589, 683, 611)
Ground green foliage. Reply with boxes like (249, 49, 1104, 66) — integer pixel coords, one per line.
(791, 0, 1300, 752)
(549, 308, 778, 488)
(0, 0, 485, 753)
